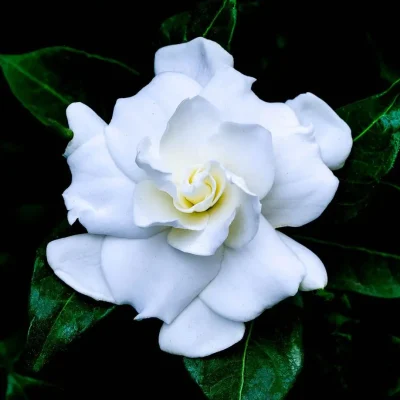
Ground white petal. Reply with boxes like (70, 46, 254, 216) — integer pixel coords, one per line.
(277, 232, 328, 291)
(154, 37, 233, 87)
(225, 175, 261, 249)
(159, 96, 221, 172)
(159, 298, 245, 357)
(207, 121, 274, 199)
(64, 134, 161, 239)
(135, 137, 176, 197)
(167, 183, 238, 256)
(261, 130, 339, 228)
(200, 66, 301, 134)
(287, 92, 352, 170)
(64, 102, 106, 157)
(133, 180, 209, 230)
(46, 234, 114, 303)
(101, 232, 223, 324)
(200, 216, 305, 322)
(106, 72, 201, 182)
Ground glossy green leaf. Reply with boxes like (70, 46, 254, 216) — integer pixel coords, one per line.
(22, 221, 114, 373)
(293, 235, 400, 298)
(160, 0, 241, 50)
(332, 79, 400, 222)
(184, 303, 302, 400)
(0, 47, 140, 139)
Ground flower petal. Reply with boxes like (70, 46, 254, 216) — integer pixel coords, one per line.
(101, 232, 223, 324)
(154, 37, 233, 87)
(46, 234, 114, 303)
(277, 232, 328, 291)
(207, 121, 274, 199)
(225, 175, 261, 249)
(64, 102, 106, 157)
(159, 298, 245, 357)
(133, 180, 209, 230)
(159, 96, 221, 172)
(287, 92, 352, 170)
(167, 183, 238, 256)
(63, 134, 161, 239)
(106, 72, 201, 182)
(199, 216, 305, 322)
(200, 66, 300, 134)
(261, 129, 339, 228)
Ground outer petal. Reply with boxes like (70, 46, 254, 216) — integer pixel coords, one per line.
(106, 72, 201, 182)
(277, 232, 328, 291)
(286, 92, 352, 170)
(200, 66, 301, 134)
(159, 96, 221, 172)
(64, 102, 106, 157)
(46, 234, 114, 303)
(261, 130, 339, 228)
(101, 232, 223, 324)
(63, 135, 161, 239)
(207, 121, 274, 199)
(200, 216, 305, 322)
(154, 37, 233, 87)
(133, 180, 209, 230)
(159, 298, 245, 358)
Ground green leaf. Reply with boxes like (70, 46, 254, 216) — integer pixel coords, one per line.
(184, 303, 302, 400)
(160, 0, 241, 50)
(22, 221, 114, 373)
(6, 373, 54, 400)
(0, 47, 140, 139)
(293, 235, 400, 298)
(332, 79, 400, 222)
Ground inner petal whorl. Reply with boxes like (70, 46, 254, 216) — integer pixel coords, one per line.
(174, 162, 227, 214)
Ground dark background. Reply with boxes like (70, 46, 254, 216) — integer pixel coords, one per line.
(1, 1, 400, 399)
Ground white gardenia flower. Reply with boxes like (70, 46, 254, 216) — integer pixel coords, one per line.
(46, 37, 352, 358)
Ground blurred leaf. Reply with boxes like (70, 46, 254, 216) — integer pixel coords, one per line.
(22, 221, 114, 373)
(160, 0, 254, 50)
(332, 79, 400, 222)
(294, 235, 400, 298)
(0, 47, 140, 139)
(184, 302, 302, 400)
(6, 373, 54, 400)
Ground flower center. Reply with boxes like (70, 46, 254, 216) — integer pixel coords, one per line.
(173, 163, 226, 213)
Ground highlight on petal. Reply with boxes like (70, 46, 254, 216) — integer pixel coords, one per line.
(207, 121, 274, 199)
(200, 216, 305, 322)
(106, 72, 201, 182)
(286, 92, 352, 170)
(64, 102, 106, 157)
(46, 234, 115, 303)
(159, 298, 245, 358)
(133, 180, 209, 230)
(155, 37, 233, 87)
(101, 232, 223, 324)
(159, 96, 221, 172)
(261, 129, 339, 228)
(63, 134, 161, 239)
(277, 232, 328, 291)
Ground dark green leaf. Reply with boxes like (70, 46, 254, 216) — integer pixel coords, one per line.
(0, 47, 140, 139)
(160, 0, 242, 50)
(22, 221, 114, 373)
(332, 79, 400, 222)
(293, 235, 400, 298)
(184, 303, 302, 400)
(6, 373, 54, 400)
